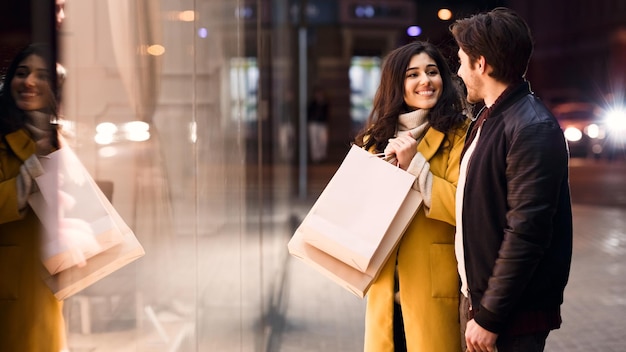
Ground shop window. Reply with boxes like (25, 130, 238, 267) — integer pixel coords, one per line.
(349, 56, 381, 132)
(229, 57, 258, 122)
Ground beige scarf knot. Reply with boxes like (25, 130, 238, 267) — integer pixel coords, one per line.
(396, 108, 430, 141)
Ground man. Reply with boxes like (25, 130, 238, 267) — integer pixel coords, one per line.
(450, 7, 573, 352)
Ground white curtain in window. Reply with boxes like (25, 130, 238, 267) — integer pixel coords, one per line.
(107, 0, 162, 123)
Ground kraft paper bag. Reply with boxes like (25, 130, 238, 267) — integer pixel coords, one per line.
(288, 145, 422, 298)
(28, 146, 124, 275)
(42, 175, 145, 300)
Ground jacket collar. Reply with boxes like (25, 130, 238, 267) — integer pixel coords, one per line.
(488, 81, 532, 120)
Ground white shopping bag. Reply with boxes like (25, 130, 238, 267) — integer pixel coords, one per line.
(42, 183, 145, 300)
(288, 145, 422, 297)
(28, 146, 124, 274)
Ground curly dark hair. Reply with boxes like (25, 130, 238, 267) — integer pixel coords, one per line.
(354, 41, 467, 153)
(0, 43, 57, 136)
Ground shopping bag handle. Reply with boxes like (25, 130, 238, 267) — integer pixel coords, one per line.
(371, 152, 400, 167)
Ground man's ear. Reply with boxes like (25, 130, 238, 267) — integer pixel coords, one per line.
(477, 56, 487, 74)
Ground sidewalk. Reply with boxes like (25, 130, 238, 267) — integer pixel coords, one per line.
(544, 204, 626, 351)
(278, 203, 626, 352)
(64, 162, 626, 351)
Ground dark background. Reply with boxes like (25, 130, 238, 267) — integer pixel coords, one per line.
(3, 0, 625, 102)
(0, 1, 32, 73)
(0, 0, 56, 77)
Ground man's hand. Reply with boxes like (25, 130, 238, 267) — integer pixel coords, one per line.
(465, 319, 498, 352)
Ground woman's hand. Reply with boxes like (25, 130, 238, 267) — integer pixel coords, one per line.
(384, 135, 418, 170)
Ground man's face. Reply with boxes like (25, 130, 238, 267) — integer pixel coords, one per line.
(457, 48, 483, 104)
(56, 0, 66, 30)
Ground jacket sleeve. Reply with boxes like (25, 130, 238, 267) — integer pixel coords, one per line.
(474, 120, 569, 333)
(0, 129, 39, 224)
(424, 125, 467, 227)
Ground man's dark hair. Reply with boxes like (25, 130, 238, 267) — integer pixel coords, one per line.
(450, 7, 534, 84)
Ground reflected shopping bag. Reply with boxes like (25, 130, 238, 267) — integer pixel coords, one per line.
(28, 146, 125, 274)
(288, 145, 422, 297)
(43, 216, 145, 301)
(42, 176, 145, 300)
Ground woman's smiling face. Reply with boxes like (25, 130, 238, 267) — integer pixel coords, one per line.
(403, 52, 443, 110)
(10, 54, 54, 112)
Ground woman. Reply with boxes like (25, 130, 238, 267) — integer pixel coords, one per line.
(355, 41, 469, 351)
(0, 43, 66, 351)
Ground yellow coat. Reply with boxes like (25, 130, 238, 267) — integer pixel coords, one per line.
(364, 122, 467, 352)
(0, 129, 65, 351)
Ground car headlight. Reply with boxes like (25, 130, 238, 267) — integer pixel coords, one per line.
(564, 127, 583, 142)
(604, 108, 626, 132)
(585, 123, 602, 139)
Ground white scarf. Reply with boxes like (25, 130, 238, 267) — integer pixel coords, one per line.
(396, 108, 430, 141)
(397, 109, 434, 209)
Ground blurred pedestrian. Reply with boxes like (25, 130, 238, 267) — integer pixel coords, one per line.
(307, 86, 330, 163)
(0, 43, 67, 351)
(354, 41, 469, 352)
(450, 7, 573, 352)
(278, 89, 296, 161)
(55, 0, 67, 109)
(55, 0, 66, 31)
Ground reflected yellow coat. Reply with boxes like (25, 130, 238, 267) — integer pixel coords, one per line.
(364, 122, 468, 352)
(0, 129, 64, 352)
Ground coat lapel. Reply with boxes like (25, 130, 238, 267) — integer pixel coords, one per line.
(417, 127, 444, 161)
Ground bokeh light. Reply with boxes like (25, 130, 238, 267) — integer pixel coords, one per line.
(407, 25, 422, 37)
(147, 45, 165, 56)
(438, 8, 453, 21)
(198, 27, 208, 38)
(178, 10, 195, 22)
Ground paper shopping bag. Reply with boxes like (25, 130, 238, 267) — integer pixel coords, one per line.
(288, 145, 422, 298)
(42, 178, 145, 300)
(298, 145, 418, 272)
(28, 146, 124, 275)
(289, 185, 422, 298)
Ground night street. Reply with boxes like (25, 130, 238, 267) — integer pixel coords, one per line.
(569, 158, 626, 208)
(3, 0, 624, 350)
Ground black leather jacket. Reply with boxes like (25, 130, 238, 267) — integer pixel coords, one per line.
(461, 82, 573, 334)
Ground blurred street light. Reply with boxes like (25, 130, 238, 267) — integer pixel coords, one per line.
(438, 8, 453, 21)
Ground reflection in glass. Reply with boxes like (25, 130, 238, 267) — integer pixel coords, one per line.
(230, 57, 259, 122)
